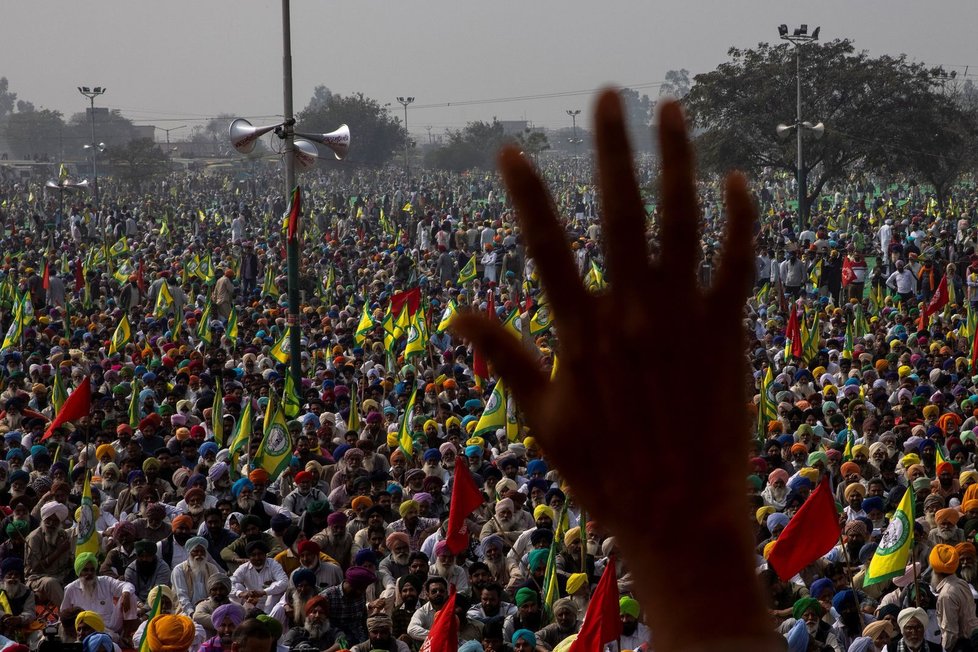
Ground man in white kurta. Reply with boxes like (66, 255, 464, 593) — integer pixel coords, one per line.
(230, 539, 288, 613)
(61, 552, 138, 641)
(171, 537, 224, 616)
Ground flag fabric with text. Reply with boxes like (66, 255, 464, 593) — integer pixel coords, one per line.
(445, 458, 483, 554)
(766, 479, 841, 581)
(75, 472, 99, 558)
(42, 378, 91, 440)
(864, 484, 915, 586)
(253, 398, 292, 479)
(420, 588, 458, 652)
(569, 555, 621, 652)
(457, 255, 476, 285)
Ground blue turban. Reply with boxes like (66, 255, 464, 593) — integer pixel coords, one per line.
(82, 633, 115, 652)
(291, 568, 316, 587)
(199, 442, 219, 457)
(29, 445, 46, 458)
(5, 449, 23, 461)
(526, 460, 547, 476)
(127, 470, 145, 484)
(785, 619, 809, 652)
(354, 548, 378, 567)
(766, 512, 790, 532)
(862, 497, 884, 514)
(512, 629, 536, 646)
(231, 478, 254, 498)
(465, 445, 482, 458)
(832, 589, 857, 612)
(423, 449, 441, 462)
(809, 578, 834, 600)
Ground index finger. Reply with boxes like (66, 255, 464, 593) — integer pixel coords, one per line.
(498, 146, 590, 326)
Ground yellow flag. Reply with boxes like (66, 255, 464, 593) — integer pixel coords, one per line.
(475, 379, 506, 438)
(109, 314, 132, 354)
(864, 484, 914, 586)
(270, 326, 291, 364)
(458, 255, 477, 285)
(437, 299, 458, 333)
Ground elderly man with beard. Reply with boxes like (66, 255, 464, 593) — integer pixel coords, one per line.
(480, 498, 527, 549)
(389, 500, 441, 552)
(503, 588, 544, 643)
(24, 501, 72, 605)
(893, 607, 942, 652)
(198, 602, 246, 652)
(230, 478, 295, 530)
(478, 535, 518, 590)
(192, 574, 233, 638)
(378, 533, 411, 594)
(350, 613, 410, 652)
(0, 557, 35, 636)
(957, 542, 978, 589)
(535, 597, 579, 649)
(313, 512, 354, 569)
(407, 576, 452, 643)
(282, 595, 341, 651)
(829, 589, 871, 652)
(172, 537, 223, 615)
(124, 540, 173, 606)
(292, 540, 344, 590)
(61, 553, 137, 643)
(508, 505, 555, 565)
(929, 543, 978, 651)
(430, 540, 469, 592)
(785, 597, 840, 652)
(929, 508, 965, 545)
(231, 539, 289, 613)
(270, 568, 319, 630)
(282, 471, 329, 516)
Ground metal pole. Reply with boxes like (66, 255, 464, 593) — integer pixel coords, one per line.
(402, 103, 409, 175)
(282, 0, 302, 389)
(89, 96, 99, 209)
(796, 46, 804, 234)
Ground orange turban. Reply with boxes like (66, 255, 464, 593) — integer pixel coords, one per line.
(935, 508, 961, 526)
(171, 515, 193, 531)
(840, 462, 861, 478)
(930, 543, 960, 574)
(146, 614, 196, 652)
(351, 496, 373, 510)
(248, 469, 270, 484)
(957, 542, 977, 560)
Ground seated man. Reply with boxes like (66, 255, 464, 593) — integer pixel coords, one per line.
(132, 585, 207, 650)
(0, 557, 36, 640)
(124, 540, 173, 608)
(199, 603, 246, 652)
(281, 596, 340, 651)
(192, 576, 234, 640)
(231, 539, 288, 613)
(172, 537, 224, 616)
(61, 553, 138, 642)
(25, 501, 73, 606)
(349, 614, 410, 652)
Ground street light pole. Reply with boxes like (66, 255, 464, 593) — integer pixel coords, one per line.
(77, 86, 106, 209)
(282, 0, 302, 388)
(396, 96, 415, 175)
(778, 24, 820, 233)
(158, 125, 187, 148)
(566, 109, 581, 154)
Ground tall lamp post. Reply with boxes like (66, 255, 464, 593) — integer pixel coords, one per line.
(396, 96, 415, 175)
(777, 24, 821, 233)
(158, 125, 186, 149)
(77, 86, 106, 208)
(566, 109, 582, 153)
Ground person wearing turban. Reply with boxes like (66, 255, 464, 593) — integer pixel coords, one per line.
(535, 597, 580, 649)
(191, 574, 233, 639)
(125, 539, 173, 605)
(171, 536, 223, 615)
(896, 607, 939, 651)
(81, 632, 114, 652)
(281, 595, 341, 650)
(318, 566, 376, 644)
(931, 508, 965, 545)
(230, 535, 289, 613)
(512, 629, 536, 651)
(24, 498, 75, 607)
(75, 611, 106, 637)
(207, 601, 246, 650)
(145, 614, 197, 652)
(430, 540, 469, 592)
(282, 467, 329, 516)
(389, 499, 440, 556)
(62, 551, 138, 640)
(928, 543, 978, 650)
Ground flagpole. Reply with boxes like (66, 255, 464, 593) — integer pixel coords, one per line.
(835, 528, 861, 597)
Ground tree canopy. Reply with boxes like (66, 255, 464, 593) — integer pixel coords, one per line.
(298, 87, 403, 167)
(684, 39, 978, 213)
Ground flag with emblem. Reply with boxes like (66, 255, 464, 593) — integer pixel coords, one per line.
(437, 299, 458, 333)
(475, 378, 506, 438)
(864, 483, 914, 585)
(75, 471, 99, 558)
(457, 254, 477, 285)
(197, 300, 213, 345)
(253, 395, 292, 479)
(153, 280, 174, 317)
(398, 386, 418, 457)
(355, 302, 374, 346)
(270, 326, 291, 364)
(109, 314, 132, 354)
(283, 371, 301, 420)
(529, 304, 552, 335)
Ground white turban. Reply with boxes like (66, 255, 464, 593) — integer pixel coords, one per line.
(897, 607, 928, 632)
(40, 501, 69, 522)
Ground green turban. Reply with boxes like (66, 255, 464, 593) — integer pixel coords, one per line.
(515, 587, 538, 607)
(792, 597, 823, 620)
(807, 451, 828, 467)
(4, 520, 27, 537)
(134, 540, 157, 556)
(74, 551, 98, 576)
(619, 596, 640, 618)
(256, 614, 282, 640)
(527, 548, 548, 572)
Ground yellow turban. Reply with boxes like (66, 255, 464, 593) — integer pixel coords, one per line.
(533, 505, 555, 522)
(147, 584, 176, 607)
(844, 483, 867, 500)
(398, 500, 419, 518)
(386, 434, 398, 449)
(798, 467, 820, 484)
(922, 405, 940, 420)
(901, 454, 921, 469)
(423, 419, 438, 431)
(563, 527, 582, 547)
(146, 614, 196, 652)
(75, 611, 105, 633)
(465, 436, 485, 448)
(763, 540, 778, 560)
(566, 573, 588, 595)
(898, 365, 912, 378)
(756, 506, 776, 525)
(851, 444, 870, 459)
(95, 444, 115, 460)
(930, 543, 960, 575)
(962, 471, 978, 487)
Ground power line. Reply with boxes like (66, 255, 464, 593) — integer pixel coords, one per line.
(410, 81, 667, 110)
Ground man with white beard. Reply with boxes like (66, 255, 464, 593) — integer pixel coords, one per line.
(0, 557, 35, 626)
(25, 501, 73, 606)
(429, 540, 469, 592)
(172, 537, 224, 615)
(61, 552, 138, 642)
(378, 532, 412, 592)
(281, 595, 340, 651)
(928, 508, 965, 545)
(478, 498, 523, 548)
(956, 542, 978, 593)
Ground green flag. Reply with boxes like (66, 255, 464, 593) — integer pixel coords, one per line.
(864, 484, 914, 586)
(457, 254, 477, 285)
(212, 379, 224, 447)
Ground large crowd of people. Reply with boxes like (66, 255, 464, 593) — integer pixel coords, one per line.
(0, 94, 975, 652)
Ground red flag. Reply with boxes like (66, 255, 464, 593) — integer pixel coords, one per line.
(841, 257, 854, 287)
(766, 479, 841, 581)
(471, 292, 493, 385)
(390, 287, 422, 318)
(919, 275, 948, 331)
(420, 588, 458, 652)
(42, 377, 91, 441)
(970, 327, 978, 371)
(785, 305, 804, 360)
(136, 259, 146, 294)
(286, 186, 301, 242)
(444, 456, 484, 554)
(74, 258, 84, 292)
(41, 261, 50, 291)
(569, 556, 621, 652)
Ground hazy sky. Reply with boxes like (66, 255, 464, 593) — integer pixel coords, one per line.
(3, 0, 977, 146)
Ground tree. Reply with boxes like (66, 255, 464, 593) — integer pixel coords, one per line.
(298, 90, 403, 166)
(620, 87, 653, 152)
(104, 138, 170, 186)
(0, 78, 16, 119)
(660, 69, 692, 99)
(515, 129, 551, 158)
(424, 120, 507, 172)
(3, 108, 66, 159)
(684, 39, 957, 220)
(192, 113, 237, 144)
(67, 109, 136, 149)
